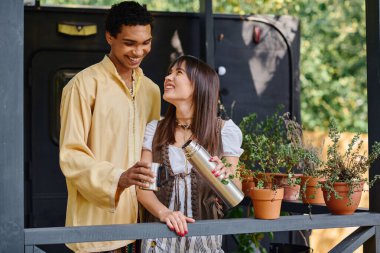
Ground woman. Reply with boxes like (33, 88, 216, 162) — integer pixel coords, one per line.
(137, 55, 243, 252)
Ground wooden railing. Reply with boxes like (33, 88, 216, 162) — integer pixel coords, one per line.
(24, 202, 380, 253)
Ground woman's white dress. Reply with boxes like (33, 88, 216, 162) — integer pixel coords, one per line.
(141, 119, 243, 253)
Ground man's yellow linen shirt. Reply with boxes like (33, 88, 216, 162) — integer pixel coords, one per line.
(59, 56, 161, 252)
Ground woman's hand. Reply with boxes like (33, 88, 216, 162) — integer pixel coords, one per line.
(158, 210, 195, 237)
(209, 156, 231, 180)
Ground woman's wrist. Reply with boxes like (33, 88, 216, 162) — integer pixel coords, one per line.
(157, 208, 171, 220)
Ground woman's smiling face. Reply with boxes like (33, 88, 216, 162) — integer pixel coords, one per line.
(163, 62, 194, 105)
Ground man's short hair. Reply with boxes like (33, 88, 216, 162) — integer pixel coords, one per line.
(105, 1, 153, 37)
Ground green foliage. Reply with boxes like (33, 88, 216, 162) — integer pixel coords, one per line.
(239, 108, 306, 188)
(239, 110, 286, 173)
(323, 119, 380, 182)
(42, 0, 117, 6)
(41, 0, 199, 12)
(283, 113, 323, 177)
(213, 0, 368, 133)
(321, 119, 380, 201)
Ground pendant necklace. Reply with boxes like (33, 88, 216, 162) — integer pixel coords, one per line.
(176, 119, 191, 130)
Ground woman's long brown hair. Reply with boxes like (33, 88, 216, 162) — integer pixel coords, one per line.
(155, 55, 220, 155)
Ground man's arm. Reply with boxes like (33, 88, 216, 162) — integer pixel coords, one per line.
(59, 80, 154, 210)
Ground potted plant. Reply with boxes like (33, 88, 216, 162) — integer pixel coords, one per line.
(274, 142, 304, 201)
(299, 145, 325, 205)
(321, 119, 380, 215)
(283, 113, 325, 204)
(239, 109, 300, 219)
(267, 112, 310, 202)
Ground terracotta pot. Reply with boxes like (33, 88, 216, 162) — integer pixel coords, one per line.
(249, 187, 284, 219)
(274, 173, 301, 201)
(300, 176, 325, 204)
(242, 176, 255, 196)
(322, 181, 364, 215)
(283, 184, 301, 201)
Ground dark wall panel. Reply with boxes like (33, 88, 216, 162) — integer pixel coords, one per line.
(215, 15, 300, 123)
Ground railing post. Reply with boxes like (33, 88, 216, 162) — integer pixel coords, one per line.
(365, 0, 380, 252)
(0, 0, 24, 252)
(366, 0, 380, 213)
(363, 226, 380, 253)
(199, 0, 214, 67)
(329, 226, 375, 253)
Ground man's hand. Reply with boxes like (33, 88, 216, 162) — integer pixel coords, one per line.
(118, 161, 155, 189)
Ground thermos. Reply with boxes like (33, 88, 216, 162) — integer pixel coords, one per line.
(140, 163, 168, 191)
(182, 140, 244, 208)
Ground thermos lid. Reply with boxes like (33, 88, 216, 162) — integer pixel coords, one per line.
(182, 140, 199, 159)
(182, 139, 193, 149)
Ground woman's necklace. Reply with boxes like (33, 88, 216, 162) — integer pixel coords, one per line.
(176, 119, 191, 130)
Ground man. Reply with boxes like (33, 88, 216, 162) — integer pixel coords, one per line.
(59, 2, 160, 252)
